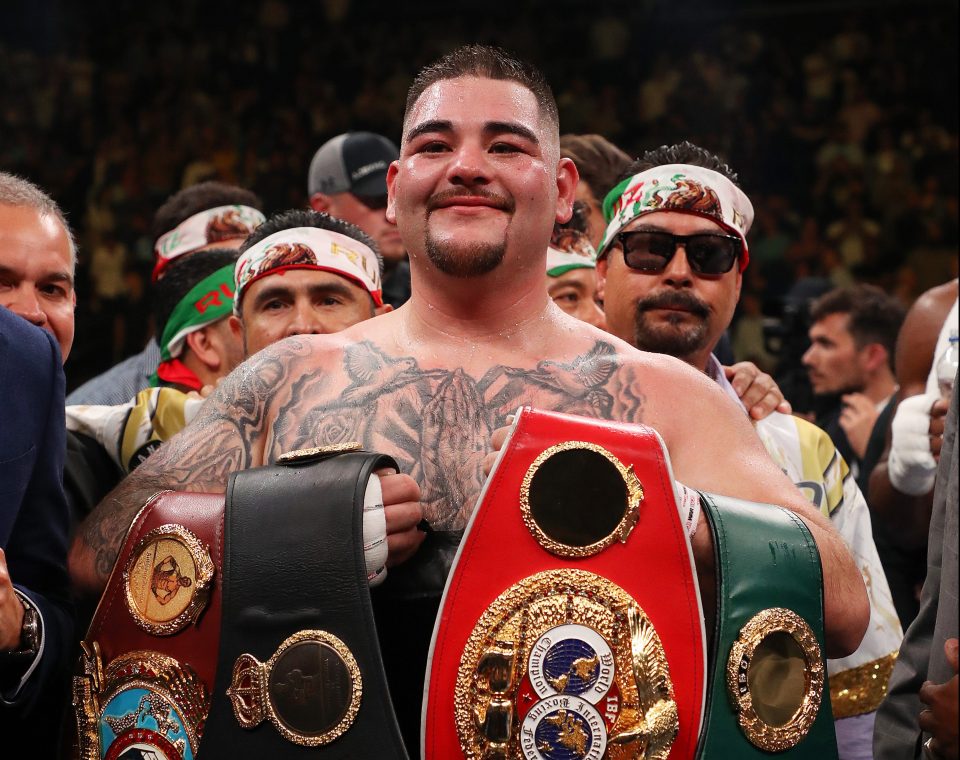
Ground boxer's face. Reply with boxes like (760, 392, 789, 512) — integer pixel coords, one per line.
(387, 75, 575, 279)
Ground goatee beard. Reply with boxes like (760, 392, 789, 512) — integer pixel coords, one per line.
(631, 290, 710, 359)
(425, 235, 506, 277)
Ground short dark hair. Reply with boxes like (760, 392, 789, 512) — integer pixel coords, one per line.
(153, 248, 239, 339)
(618, 141, 740, 187)
(560, 134, 632, 201)
(404, 45, 558, 129)
(240, 209, 383, 276)
(810, 284, 906, 365)
(152, 182, 262, 241)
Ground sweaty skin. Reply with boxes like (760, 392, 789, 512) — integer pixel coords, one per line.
(71, 73, 868, 657)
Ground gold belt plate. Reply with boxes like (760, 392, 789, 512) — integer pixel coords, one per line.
(456, 569, 677, 760)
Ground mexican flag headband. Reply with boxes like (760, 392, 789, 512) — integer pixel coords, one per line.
(546, 227, 597, 276)
(153, 204, 265, 280)
(234, 226, 383, 315)
(158, 263, 236, 363)
(598, 164, 754, 271)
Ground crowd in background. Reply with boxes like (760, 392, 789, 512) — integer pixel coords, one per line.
(1, 0, 957, 390)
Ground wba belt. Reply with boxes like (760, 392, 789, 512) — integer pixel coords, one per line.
(424, 407, 706, 760)
(73, 446, 408, 759)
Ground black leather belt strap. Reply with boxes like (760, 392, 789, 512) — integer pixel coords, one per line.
(200, 451, 409, 758)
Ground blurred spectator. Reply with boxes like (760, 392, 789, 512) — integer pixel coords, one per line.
(307, 132, 410, 308)
(803, 284, 905, 482)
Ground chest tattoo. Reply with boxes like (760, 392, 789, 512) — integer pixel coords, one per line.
(272, 340, 644, 530)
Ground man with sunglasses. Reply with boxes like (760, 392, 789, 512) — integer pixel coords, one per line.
(308, 131, 412, 308)
(596, 141, 901, 760)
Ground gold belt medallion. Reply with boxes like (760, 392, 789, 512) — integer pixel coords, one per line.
(227, 629, 362, 747)
(519, 442, 643, 559)
(726, 607, 825, 751)
(456, 569, 677, 760)
(123, 523, 215, 636)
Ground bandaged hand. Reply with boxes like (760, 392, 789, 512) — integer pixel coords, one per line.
(888, 392, 941, 496)
(364, 469, 425, 586)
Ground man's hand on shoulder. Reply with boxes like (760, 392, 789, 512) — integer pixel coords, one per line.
(377, 468, 426, 567)
(723, 361, 791, 420)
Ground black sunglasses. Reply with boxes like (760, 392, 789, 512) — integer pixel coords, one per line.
(615, 230, 741, 276)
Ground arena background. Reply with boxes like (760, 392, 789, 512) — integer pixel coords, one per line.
(2, 0, 957, 392)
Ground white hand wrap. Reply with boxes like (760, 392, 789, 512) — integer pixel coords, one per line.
(675, 481, 702, 539)
(888, 392, 939, 496)
(363, 474, 389, 586)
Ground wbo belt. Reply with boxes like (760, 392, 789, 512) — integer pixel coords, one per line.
(424, 407, 706, 760)
(73, 445, 408, 759)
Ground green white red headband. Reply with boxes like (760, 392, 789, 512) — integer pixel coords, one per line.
(157, 264, 236, 364)
(153, 204, 265, 280)
(234, 226, 383, 315)
(546, 228, 596, 277)
(598, 164, 754, 271)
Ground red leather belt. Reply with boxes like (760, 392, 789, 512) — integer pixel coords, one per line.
(73, 491, 222, 759)
(424, 407, 706, 760)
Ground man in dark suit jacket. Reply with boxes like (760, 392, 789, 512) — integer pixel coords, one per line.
(0, 306, 74, 728)
(0, 171, 80, 752)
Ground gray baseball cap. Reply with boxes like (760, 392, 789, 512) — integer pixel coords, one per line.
(307, 132, 400, 198)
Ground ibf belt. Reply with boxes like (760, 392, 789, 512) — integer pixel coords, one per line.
(424, 407, 705, 759)
(198, 448, 408, 758)
(697, 493, 838, 759)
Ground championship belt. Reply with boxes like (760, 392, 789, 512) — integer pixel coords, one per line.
(424, 407, 706, 760)
(73, 445, 408, 759)
(73, 490, 221, 759)
(696, 493, 837, 759)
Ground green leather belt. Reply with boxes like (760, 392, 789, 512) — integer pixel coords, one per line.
(697, 493, 838, 759)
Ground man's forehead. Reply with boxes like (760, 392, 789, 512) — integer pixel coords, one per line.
(403, 76, 544, 139)
(814, 312, 852, 336)
(0, 206, 73, 274)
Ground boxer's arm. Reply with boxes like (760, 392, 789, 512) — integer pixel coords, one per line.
(69, 346, 285, 596)
(653, 367, 869, 658)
